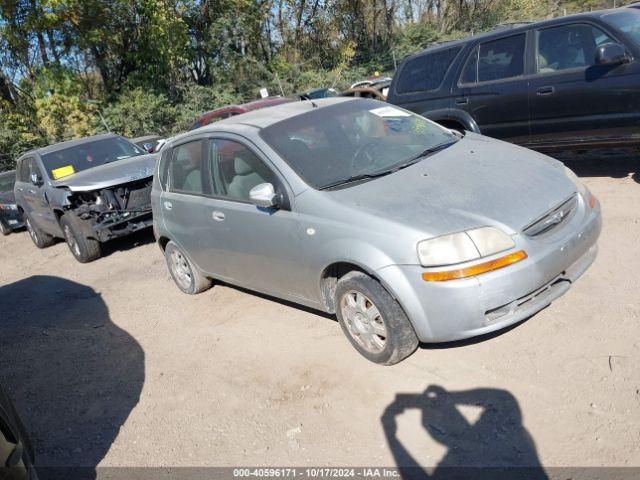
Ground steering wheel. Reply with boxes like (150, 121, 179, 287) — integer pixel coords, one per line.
(351, 139, 384, 171)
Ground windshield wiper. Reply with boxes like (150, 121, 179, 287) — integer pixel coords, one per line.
(404, 141, 457, 165)
(319, 170, 395, 190)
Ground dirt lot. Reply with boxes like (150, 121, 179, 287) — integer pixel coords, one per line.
(0, 152, 639, 474)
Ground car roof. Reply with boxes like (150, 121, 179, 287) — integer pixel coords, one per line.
(200, 97, 294, 117)
(407, 7, 626, 58)
(21, 133, 121, 157)
(131, 135, 161, 143)
(172, 97, 357, 145)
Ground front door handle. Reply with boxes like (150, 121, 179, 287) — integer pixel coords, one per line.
(28, 189, 36, 194)
(212, 211, 225, 222)
(164, 201, 172, 211)
(455, 98, 469, 105)
(537, 86, 555, 96)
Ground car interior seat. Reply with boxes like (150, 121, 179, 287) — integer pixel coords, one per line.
(227, 152, 266, 200)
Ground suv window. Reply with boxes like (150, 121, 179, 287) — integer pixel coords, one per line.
(209, 139, 276, 202)
(477, 34, 526, 82)
(460, 47, 479, 85)
(16, 158, 31, 182)
(169, 140, 205, 194)
(396, 46, 461, 94)
(537, 24, 616, 74)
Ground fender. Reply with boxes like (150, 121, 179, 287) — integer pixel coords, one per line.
(420, 108, 481, 134)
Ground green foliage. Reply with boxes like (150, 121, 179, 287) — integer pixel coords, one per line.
(103, 88, 177, 137)
(0, 0, 619, 166)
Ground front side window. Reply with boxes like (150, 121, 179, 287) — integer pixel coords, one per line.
(396, 46, 462, 94)
(169, 141, 205, 194)
(460, 47, 479, 84)
(260, 99, 457, 190)
(209, 139, 276, 202)
(603, 9, 640, 46)
(537, 24, 616, 74)
(478, 34, 526, 82)
(41, 137, 144, 180)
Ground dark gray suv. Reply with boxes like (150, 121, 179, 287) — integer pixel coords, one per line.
(387, 7, 640, 151)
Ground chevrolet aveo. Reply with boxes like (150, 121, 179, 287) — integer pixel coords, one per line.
(152, 98, 601, 365)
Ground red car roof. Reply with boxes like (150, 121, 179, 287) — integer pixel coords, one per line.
(192, 97, 295, 130)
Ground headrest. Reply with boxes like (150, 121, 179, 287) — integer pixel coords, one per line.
(234, 156, 253, 175)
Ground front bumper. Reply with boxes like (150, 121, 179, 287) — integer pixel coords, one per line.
(0, 208, 24, 230)
(376, 196, 602, 343)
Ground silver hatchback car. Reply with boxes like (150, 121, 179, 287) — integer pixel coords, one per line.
(152, 98, 601, 365)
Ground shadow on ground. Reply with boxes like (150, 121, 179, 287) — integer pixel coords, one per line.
(0, 276, 145, 479)
(382, 385, 548, 480)
(99, 228, 156, 259)
(553, 147, 639, 183)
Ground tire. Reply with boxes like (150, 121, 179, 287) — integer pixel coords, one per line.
(60, 214, 101, 263)
(164, 240, 212, 294)
(24, 212, 55, 248)
(335, 271, 418, 365)
(0, 218, 10, 236)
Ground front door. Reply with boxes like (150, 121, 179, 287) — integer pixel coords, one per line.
(527, 22, 639, 148)
(204, 137, 311, 301)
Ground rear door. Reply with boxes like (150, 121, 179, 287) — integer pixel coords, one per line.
(159, 138, 224, 274)
(454, 32, 531, 142)
(527, 21, 639, 148)
(18, 157, 59, 235)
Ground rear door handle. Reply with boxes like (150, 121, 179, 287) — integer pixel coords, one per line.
(537, 86, 555, 96)
(28, 189, 36, 194)
(212, 211, 225, 222)
(16, 187, 23, 192)
(163, 201, 172, 211)
(455, 98, 469, 105)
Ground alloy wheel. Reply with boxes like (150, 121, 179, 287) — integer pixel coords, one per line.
(170, 248, 192, 290)
(340, 290, 387, 354)
(63, 224, 81, 257)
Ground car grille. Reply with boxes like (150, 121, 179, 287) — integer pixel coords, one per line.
(523, 194, 578, 237)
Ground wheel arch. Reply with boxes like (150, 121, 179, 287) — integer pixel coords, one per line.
(421, 108, 480, 134)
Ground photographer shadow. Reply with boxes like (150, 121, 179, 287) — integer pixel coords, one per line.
(0, 275, 144, 479)
(382, 385, 548, 480)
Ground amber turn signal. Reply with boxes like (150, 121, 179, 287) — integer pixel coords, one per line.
(587, 191, 598, 209)
(422, 250, 528, 282)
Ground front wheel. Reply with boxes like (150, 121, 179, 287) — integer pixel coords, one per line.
(60, 214, 101, 263)
(164, 241, 212, 294)
(335, 271, 419, 365)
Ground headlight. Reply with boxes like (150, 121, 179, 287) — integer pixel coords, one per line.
(418, 227, 515, 267)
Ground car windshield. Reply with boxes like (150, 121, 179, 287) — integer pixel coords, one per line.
(42, 137, 145, 180)
(260, 99, 457, 189)
(604, 10, 640, 45)
(0, 174, 15, 193)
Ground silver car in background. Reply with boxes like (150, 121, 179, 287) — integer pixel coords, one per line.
(151, 98, 601, 365)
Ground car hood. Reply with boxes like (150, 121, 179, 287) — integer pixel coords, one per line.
(0, 190, 16, 205)
(327, 133, 577, 237)
(51, 154, 158, 192)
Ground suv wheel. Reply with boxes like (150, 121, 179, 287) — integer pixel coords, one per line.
(60, 214, 101, 263)
(335, 271, 419, 365)
(165, 241, 212, 294)
(0, 218, 10, 236)
(24, 212, 55, 248)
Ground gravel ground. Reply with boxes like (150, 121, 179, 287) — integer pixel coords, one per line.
(0, 151, 638, 474)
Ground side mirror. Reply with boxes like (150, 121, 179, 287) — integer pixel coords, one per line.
(249, 183, 279, 208)
(30, 172, 43, 186)
(595, 42, 629, 66)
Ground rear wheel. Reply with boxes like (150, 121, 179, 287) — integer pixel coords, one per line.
(335, 271, 419, 365)
(0, 218, 10, 236)
(164, 240, 212, 294)
(60, 214, 101, 263)
(24, 212, 55, 248)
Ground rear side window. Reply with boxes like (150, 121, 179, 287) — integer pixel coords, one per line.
(16, 158, 32, 182)
(396, 46, 461, 94)
(169, 140, 205, 194)
(477, 34, 526, 82)
(537, 24, 616, 74)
